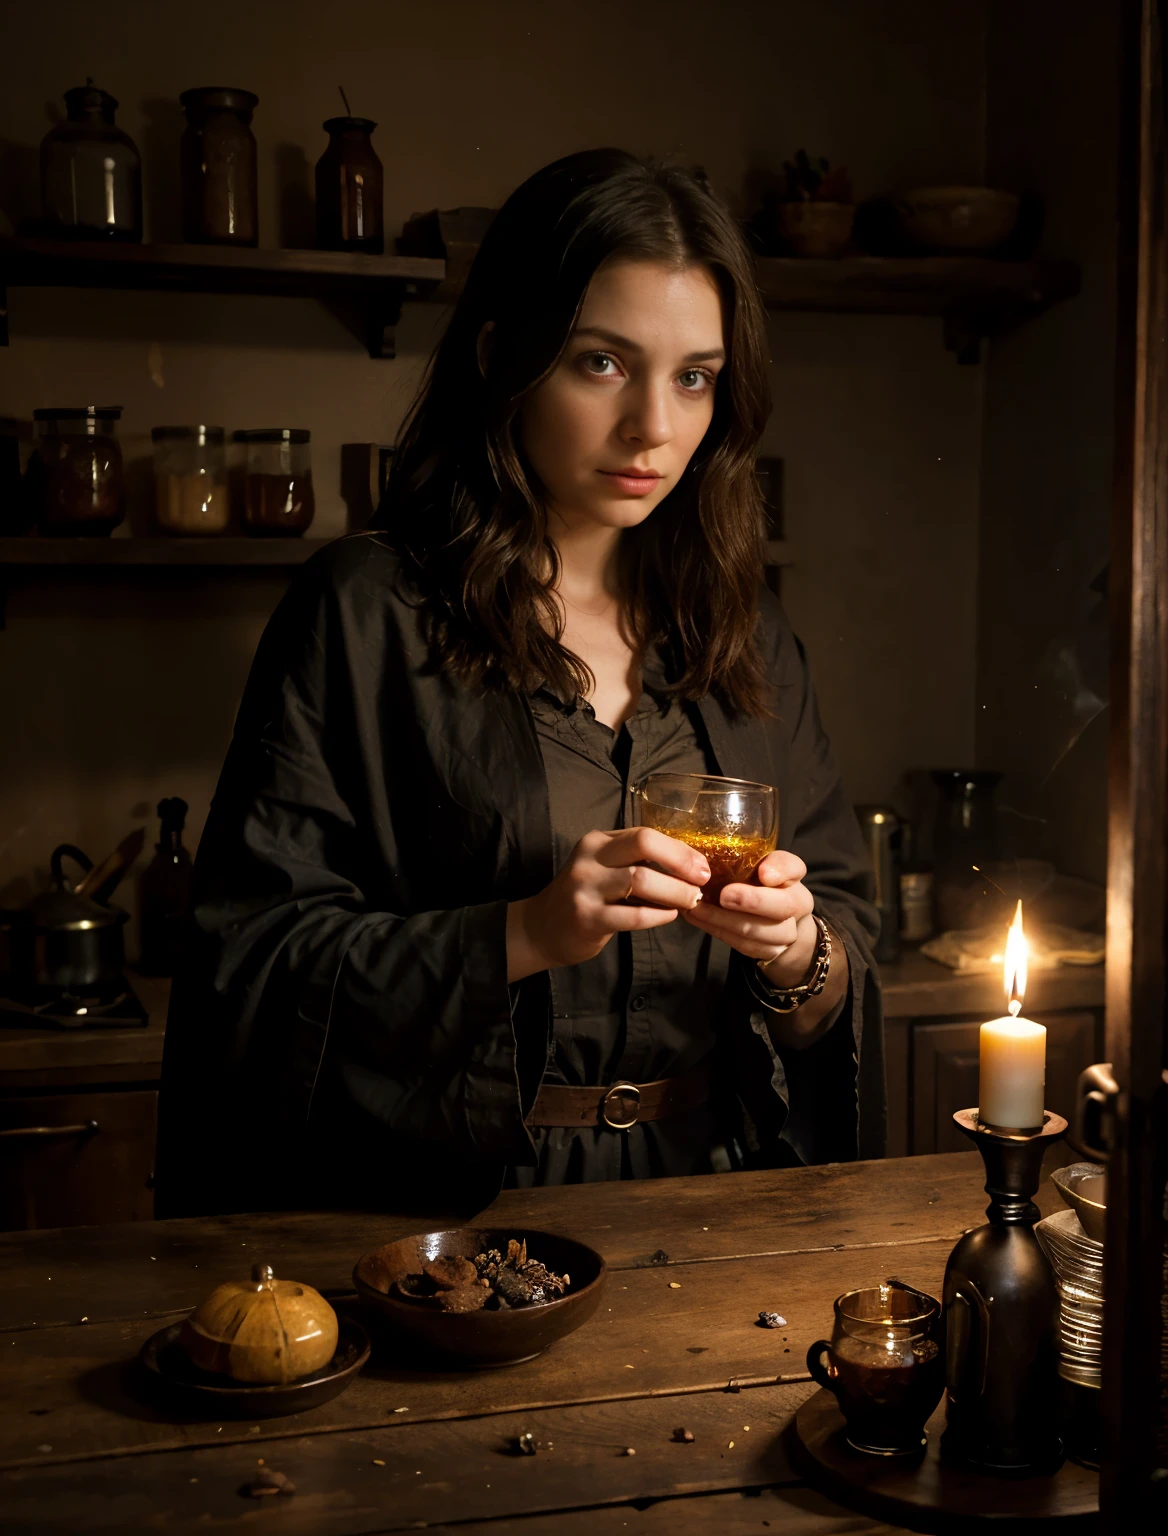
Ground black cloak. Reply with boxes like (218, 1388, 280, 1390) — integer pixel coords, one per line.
(155, 533, 883, 1216)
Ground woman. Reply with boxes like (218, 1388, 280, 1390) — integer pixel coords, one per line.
(156, 149, 882, 1217)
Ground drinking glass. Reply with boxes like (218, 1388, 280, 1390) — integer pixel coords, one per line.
(807, 1283, 944, 1456)
(633, 773, 778, 902)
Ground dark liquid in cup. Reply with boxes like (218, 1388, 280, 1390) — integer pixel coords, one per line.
(829, 1335, 943, 1453)
(659, 829, 775, 901)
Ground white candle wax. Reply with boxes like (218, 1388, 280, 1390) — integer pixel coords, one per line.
(979, 1015, 1047, 1129)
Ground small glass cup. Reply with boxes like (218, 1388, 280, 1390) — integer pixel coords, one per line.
(633, 772, 778, 902)
(807, 1283, 944, 1456)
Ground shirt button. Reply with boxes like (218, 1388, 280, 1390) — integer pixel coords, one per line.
(629, 994, 647, 1013)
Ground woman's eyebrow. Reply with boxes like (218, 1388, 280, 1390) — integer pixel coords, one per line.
(573, 325, 725, 364)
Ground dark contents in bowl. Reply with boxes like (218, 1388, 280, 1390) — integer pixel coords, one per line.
(392, 1238, 570, 1313)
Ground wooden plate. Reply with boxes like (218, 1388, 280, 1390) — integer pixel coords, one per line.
(138, 1316, 370, 1419)
(792, 1387, 1098, 1532)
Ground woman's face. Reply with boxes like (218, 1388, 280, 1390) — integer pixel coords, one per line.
(518, 258, 726, 534)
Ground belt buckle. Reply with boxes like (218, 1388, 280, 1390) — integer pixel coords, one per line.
(602, 1082, 641, 1130)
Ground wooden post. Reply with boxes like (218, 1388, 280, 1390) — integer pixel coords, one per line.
(1101, 0, 1168, 1523)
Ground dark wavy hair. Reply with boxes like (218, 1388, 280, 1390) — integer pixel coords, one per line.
(379, 148, 773, 715)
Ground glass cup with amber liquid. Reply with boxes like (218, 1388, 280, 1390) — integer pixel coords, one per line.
(633, 773, 778, 902)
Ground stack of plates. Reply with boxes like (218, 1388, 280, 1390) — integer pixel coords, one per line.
(1035, 1207, 1104, 1387)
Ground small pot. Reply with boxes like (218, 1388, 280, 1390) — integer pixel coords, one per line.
(774, 201, 855, 258)
(3, 844, 128, 998)
(897, 186, 1019, 254)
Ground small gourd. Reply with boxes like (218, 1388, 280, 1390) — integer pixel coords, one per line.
(180, 1262, 338, 1383)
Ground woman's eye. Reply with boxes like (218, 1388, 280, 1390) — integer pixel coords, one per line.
(678, 369, 714, 393)
(580, 352, 619, 377)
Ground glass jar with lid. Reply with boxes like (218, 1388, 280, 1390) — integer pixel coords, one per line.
(40, 81, 143, 242)
(235, 429, 315, 536)
(32, 407, 125, 536)
(151, 427, 229, 535)
(315, 117, 384, 253)
(180, 87, 259, 246)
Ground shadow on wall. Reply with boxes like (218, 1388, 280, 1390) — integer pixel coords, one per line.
(140, 97, 184, 243)
(276, 142, 315, 249)
(0, 136, 38, 231)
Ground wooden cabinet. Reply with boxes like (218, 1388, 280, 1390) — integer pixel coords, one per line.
(0, 974, 167, 1231)
(0, 1089, 157, 1229)
(881, 953, 1105, 1158)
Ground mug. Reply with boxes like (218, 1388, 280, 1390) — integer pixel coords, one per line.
(807, 1282, 944, 1456)
(632, 772, 778, 902)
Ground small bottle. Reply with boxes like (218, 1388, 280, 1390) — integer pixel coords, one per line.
(315, 116, 384, 253)
(138, 798, 194, 976)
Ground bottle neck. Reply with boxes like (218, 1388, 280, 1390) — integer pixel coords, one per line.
(157, 824, 184, 854)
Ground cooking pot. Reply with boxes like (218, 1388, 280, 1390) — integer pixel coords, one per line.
(3, 844, 129, 997)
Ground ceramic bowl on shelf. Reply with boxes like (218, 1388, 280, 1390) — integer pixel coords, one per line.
(773, 200, 855, 258)
(898, 186, 1019, 253)
(353, 1227, 606, 1369)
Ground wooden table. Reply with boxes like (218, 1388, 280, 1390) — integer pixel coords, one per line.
(0, 1153, 1074, 1534)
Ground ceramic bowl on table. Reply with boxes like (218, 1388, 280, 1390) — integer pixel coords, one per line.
(138, 1315, 370, 1418)
(898, 186, 1020, 253)
(353, 1227, 606, 1369)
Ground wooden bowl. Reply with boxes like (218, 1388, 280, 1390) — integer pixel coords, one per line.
(353, 1227, 606, 1369)
(899, 186, 1019, 253)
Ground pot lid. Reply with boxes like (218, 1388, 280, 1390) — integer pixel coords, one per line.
(64, 81, 119, 121)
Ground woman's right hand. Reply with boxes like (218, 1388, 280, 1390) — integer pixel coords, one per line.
(506, 827, 710, 983)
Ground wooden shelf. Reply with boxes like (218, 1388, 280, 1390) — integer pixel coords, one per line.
(755, 255, 1080, 362)
(0, 236, 446, 358)
(0, 536, 335, 567)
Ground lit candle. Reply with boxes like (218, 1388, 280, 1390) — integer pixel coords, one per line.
(978, 901, 1046, 1130)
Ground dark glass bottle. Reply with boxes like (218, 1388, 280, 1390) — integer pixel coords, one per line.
(315, 117, 384, 253)
(180, 87, 259, 246)
(138, 798, 194, 976)
(40, 81, 143, 241)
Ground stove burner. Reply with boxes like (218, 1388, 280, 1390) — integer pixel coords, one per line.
(0, 980, 149, 1030)
(30, 989, 131, 1018)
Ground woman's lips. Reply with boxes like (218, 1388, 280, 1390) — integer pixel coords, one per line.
(599, 469, 663, 497)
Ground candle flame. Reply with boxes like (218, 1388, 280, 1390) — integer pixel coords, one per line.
(1004, 900, 1027, 1017)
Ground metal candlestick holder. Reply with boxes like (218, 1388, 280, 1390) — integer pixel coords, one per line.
(941, 1108, 1067, 1475)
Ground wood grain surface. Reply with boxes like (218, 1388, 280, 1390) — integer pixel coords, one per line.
(0, 1154, 1082, 1534)
(1, 1152, 1058, 1333)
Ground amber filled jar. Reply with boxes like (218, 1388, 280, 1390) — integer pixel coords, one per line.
(180, 87, 259, 246)
(236, 429, 315, 536)
(315, 117, 384, 253)
(33, 407, 125, 536)
(40, 82, 143, 242)
(151, 426, 229, 534)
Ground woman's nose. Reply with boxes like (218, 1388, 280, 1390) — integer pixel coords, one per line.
(620, 380, 674, 449)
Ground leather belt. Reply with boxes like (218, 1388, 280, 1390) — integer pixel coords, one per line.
(526, 1062, 711, 1131)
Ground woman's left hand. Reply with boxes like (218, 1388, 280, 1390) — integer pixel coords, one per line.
(680, 849, 815, 979)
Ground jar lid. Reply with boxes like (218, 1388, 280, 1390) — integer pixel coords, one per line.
(33, 406, 123, 421)
(322, 116, 378, 134)
(64, 82, 118, 120)
(233, 428, 311, 444)
(180, 86, 259, 115)
(151, 425, 226, 444)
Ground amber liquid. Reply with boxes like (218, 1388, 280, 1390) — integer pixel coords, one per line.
(244, 471, 315, 535)
(659, 829, 775, 902)
(829, 1336, 943, 1453)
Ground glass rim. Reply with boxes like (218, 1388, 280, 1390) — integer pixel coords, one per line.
(636, 772, 776, 797)
(834, 1284, 939, 1327)
(233, 428, 311, 444)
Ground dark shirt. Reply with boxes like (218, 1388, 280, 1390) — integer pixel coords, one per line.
(522, 669, 728, 1182)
